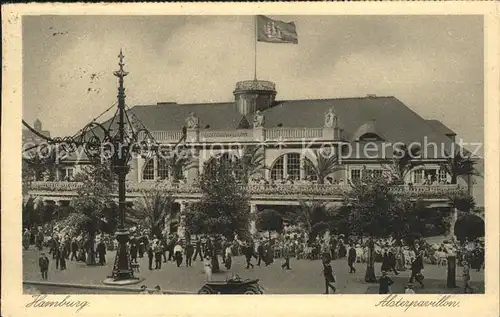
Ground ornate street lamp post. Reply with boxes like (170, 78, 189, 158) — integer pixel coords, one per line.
(364, 236, 377, 283)
(23, 50, 184, 285)
(103, 50, 142, 284)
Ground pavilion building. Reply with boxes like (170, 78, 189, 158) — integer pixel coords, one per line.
(26, 79, 467, 235)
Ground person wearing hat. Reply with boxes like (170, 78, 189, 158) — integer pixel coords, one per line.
(462, 260, 473, 293)
(409, 250, 424, 288)
(140, 285, 149, 294)
(347, 243, 357, 273)
(38, 252, 50, 280)
(322, 257, 336, 294)
(147, 242, 154, 270)
(153, 238, 163, 269)
(378, 271, 393, 294)
(153, 285, 162, 294)
(173, 241, 184, 267)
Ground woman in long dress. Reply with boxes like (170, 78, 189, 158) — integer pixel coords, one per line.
(203, 256, 213, 281)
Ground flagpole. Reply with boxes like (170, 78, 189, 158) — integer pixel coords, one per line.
(254, 15, 257, 81)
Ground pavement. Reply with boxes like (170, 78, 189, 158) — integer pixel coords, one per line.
(23, 247, 484, 294)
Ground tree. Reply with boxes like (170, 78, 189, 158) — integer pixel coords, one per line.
(382, 143, 423, 184)
(183, 157, 250, 272)
(131, 184, 176, 238)
(454, 214, 484, 242)
(22, 196, 41, 229)
(329, 205, 352, 236)
(295, 200, 333, 236)
(440, 151, 481, 195)
(256, 209, 283, 240)
(344, 174, 419, 239)
(235, 145, 266, 184)
(304, 149, 341, 184)
(61, 163, 117, 265)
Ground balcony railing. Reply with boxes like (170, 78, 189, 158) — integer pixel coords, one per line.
(27, 181, 463, 199)
(143, 126, 342, 144)
(265, 128, 323, 140)
(148, 131, 184, 143)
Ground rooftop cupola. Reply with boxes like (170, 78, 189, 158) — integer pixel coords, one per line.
(233, 80, 277, 116)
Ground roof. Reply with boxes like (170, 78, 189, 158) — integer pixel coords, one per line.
(130, 102, 246, 131)
(426, 120, 456, 136)
(22, 129, 51, 144)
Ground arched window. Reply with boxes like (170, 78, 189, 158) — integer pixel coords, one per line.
(270, 153, 302, 181)
(287, 153, 301, 180)
(270, 156, 284, 180)
(303, 158, 318, 181)
(142, 159, 155, 180)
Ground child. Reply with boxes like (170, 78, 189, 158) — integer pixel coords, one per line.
(38, 252, 50, 280)
(462, 260, 473, 293)
(203, 256, 213, 281)
(378, 271, 393, 294)
(322, 258, 336, 294)
(404, 283, 416, 294)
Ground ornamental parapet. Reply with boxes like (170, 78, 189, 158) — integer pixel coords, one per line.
(234, 80, 276, 92)
(27, 181, 464, 200)
(149, 127, 345, 143)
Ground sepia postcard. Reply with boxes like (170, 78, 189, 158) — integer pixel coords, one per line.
(2, 2, 499, 317)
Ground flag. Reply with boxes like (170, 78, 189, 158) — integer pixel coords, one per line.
(256, 15, 298, 44)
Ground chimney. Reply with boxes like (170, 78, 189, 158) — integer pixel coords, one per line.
(233, 80, 277, 115)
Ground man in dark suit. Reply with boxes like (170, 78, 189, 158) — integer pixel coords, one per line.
(38, 252, 50, 280)
(409, 250, 424, 288)
(185, 240, 194, 267)
(96, 240, 106, 265)
(193, 238, 203, 261)
(70, 238, 79, 261)
(147, 244, 154, 270)
(348, 244, 357, 273)
(257, 240, 265, 266)
(130, 236, 138, 263)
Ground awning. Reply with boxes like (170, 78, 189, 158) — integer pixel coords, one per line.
(426, 203, 451, 208)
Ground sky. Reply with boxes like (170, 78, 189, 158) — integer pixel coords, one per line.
(22, 15, 485, 204)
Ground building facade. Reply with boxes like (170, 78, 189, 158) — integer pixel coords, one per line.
(26, 79, 467, 234)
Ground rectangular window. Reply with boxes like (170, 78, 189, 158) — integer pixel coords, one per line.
(439, 169, 448, 184)
(413, 170, 423, 184)
(351, 169, 361, 183)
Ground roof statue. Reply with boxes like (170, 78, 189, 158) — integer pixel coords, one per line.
(34, 118, 42, 131)
(185, 112, 199, 129)
(253, 110, 265, 128)
(324, 108, 338, 128)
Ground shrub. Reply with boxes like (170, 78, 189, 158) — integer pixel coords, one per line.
(454, 214, 484, 242)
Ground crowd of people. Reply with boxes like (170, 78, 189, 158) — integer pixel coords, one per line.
(23, 223, 484, 294)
